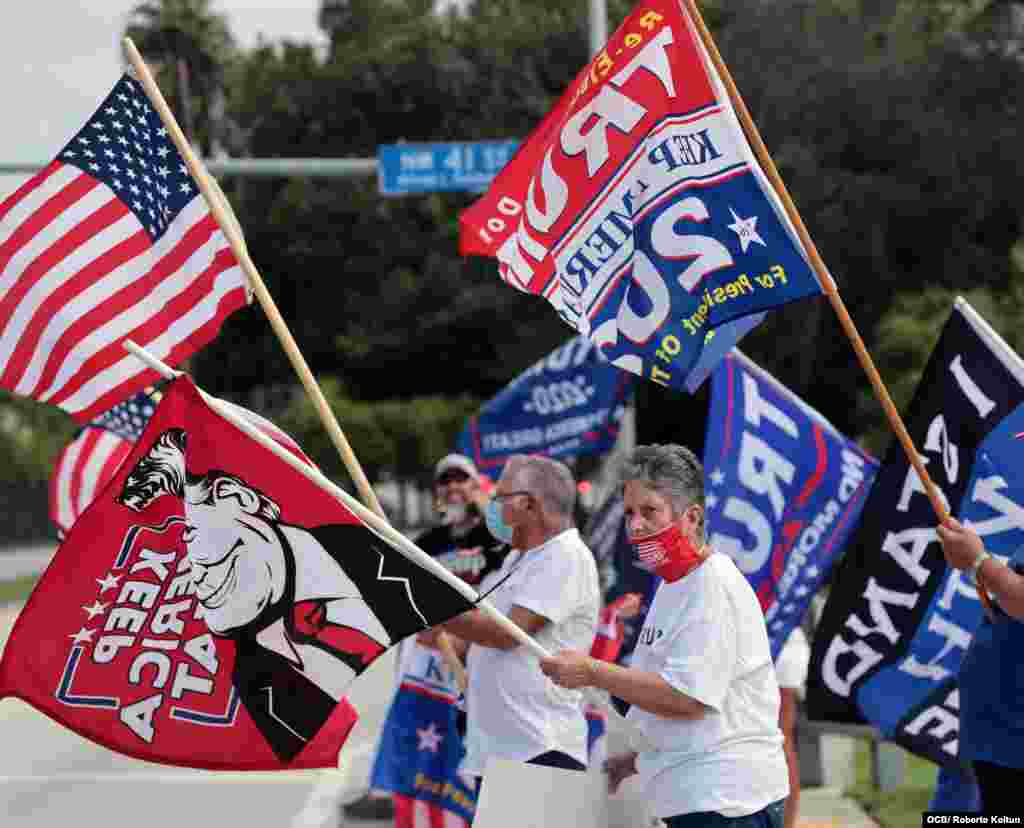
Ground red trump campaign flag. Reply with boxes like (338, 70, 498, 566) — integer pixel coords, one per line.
(1, 376, 475, 770)
(0, 74, 251, 423)
(459, 0, 822, 393)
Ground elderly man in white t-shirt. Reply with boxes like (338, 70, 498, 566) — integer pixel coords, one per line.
(541, 444, 789, 828)
(420, 453, 600, 779)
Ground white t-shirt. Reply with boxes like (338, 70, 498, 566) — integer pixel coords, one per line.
(462, 528, 600, 776)
(774, 627, 811, 697)
(627, 552, 789, 819)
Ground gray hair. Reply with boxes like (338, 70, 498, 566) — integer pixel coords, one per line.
(504, 454, 576, 517)
(620, 444, 705, 522)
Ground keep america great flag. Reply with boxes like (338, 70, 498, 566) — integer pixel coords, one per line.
(0, 74, 250, 422)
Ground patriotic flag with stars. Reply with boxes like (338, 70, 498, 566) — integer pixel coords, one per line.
(702, 349, 877, 657)
(49, 389, 160, 539)
(0, 74, 251, 423)
(49, 386, 311, 540)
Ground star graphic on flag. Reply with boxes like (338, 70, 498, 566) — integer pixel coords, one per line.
(709, 468, 725, 486)
(805, 566, 820, 579)
(705, 493, 718, 509)
(69, 627, 96, 645)
(96, 573, 121, 593)
(417, 722, 443, 753)
(727, 208, 767, 254)
(794, 586, 809, 598)
(82, 600, 109, 619)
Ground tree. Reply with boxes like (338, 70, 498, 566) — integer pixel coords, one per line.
(125, 0, 237, 155)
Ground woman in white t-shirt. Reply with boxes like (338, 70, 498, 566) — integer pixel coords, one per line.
(541, 444, 789, 828)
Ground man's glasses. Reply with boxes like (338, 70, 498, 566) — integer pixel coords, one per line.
(492, 490, 531, 502)
(436, 470, 471, 485)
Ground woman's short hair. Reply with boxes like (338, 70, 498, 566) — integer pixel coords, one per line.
(620, 444, 705, 520)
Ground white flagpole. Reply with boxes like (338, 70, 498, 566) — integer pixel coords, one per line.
(123, 341, 650, 748)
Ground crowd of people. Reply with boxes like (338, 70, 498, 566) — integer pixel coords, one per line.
(344, 445, 1021, 827)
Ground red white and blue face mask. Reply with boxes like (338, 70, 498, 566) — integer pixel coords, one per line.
(632, 522, 706, 582)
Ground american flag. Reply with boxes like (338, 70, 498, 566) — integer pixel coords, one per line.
(49, 389, 160, 538)
(49, 388, 311, 538)
(0, 73, 251, 423)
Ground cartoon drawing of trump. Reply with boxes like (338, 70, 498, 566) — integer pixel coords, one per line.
(117, 427, 453, 761)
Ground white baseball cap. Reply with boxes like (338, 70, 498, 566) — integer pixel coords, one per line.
(434, 453, 480, 482)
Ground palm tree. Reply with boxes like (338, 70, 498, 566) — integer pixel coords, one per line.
(123, 0, 237, 155)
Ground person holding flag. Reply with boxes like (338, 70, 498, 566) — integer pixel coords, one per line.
(362, 453, 509, 827)
(936, 516, 1024, 813)
(540, 444, 788, 828)
(420, 454, 601, 780)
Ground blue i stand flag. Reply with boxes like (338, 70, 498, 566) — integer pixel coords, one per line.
(456, 335, 634, 479)
(703, 349, 878, 657)
(805, 297, 1024, 766)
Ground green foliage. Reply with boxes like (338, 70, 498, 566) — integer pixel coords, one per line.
(117, 0, 1024, 477)
(858, 277, 1024, 454)
(274, 377, 480, 482)
(0, 392, 77, 482)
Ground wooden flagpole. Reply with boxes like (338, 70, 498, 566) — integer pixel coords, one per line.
(123, 39, 471, 684)
(122, 37, 385, 519)
(123, 340, 645, 746)
(681, 1, 949, 522)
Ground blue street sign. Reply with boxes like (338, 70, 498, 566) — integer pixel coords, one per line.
(377, 141, 519, 195)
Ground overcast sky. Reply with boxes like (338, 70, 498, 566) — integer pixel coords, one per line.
(0, 1, 325, 196)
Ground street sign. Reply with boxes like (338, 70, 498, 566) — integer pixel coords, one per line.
(377, 141, 519, 196)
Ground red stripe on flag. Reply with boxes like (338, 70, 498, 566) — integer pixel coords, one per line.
(32, 214, 221, 404)
(47, 244, 238, 409)
(0, 160, 62, 225)
(0, 173, 99, 272)
(67, 429, 103, 521)
(0, 199, 132, 387)
(4, 229, 151, 391)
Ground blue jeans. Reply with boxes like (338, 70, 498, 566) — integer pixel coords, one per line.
(664, 799, 786, 828)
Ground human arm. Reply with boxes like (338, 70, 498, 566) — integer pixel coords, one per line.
(937, 517, 1024, 619)
(540, 649, 708, 719)
(778, 687, 800, 828)
(420, 605, 549, 651)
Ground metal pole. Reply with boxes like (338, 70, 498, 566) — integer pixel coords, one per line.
(589, 0, 608, 57)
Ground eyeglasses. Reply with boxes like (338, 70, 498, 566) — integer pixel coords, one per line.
(492, 490, 531, 502)
(436, 470, 471, 485)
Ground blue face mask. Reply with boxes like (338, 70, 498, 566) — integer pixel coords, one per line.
(484, 498, 515, 544)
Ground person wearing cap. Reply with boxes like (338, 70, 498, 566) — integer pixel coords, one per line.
(539, 444, 788, 828)
(353, 454, 509, 827)
(420, 453, 601, 779)
(936, 516, 1024, 813)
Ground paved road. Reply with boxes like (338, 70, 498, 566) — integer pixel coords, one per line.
(0, 543, 56, 583)
(0, 601, 395, 828)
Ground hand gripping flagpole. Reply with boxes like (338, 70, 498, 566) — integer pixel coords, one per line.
(123, 340, 652, 750)
(122, 39, 480, 671)
(682, 6, 948, 512)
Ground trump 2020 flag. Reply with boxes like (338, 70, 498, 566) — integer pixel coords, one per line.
(370, 646, 477, 825)
(456, 335, 633, 477)
(0, 375, 474, 769)
(0, 74, 251, 423)
(805, 298, 1024, 765)
(459, 0, 821, 393)
(703, 350, 877, 658)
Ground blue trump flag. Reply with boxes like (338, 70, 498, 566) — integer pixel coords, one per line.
(703, 349, 878, 658)
(370, 647, 476, 822)
(805, 298, 1024, 766)
(456, 335, 634, 478)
